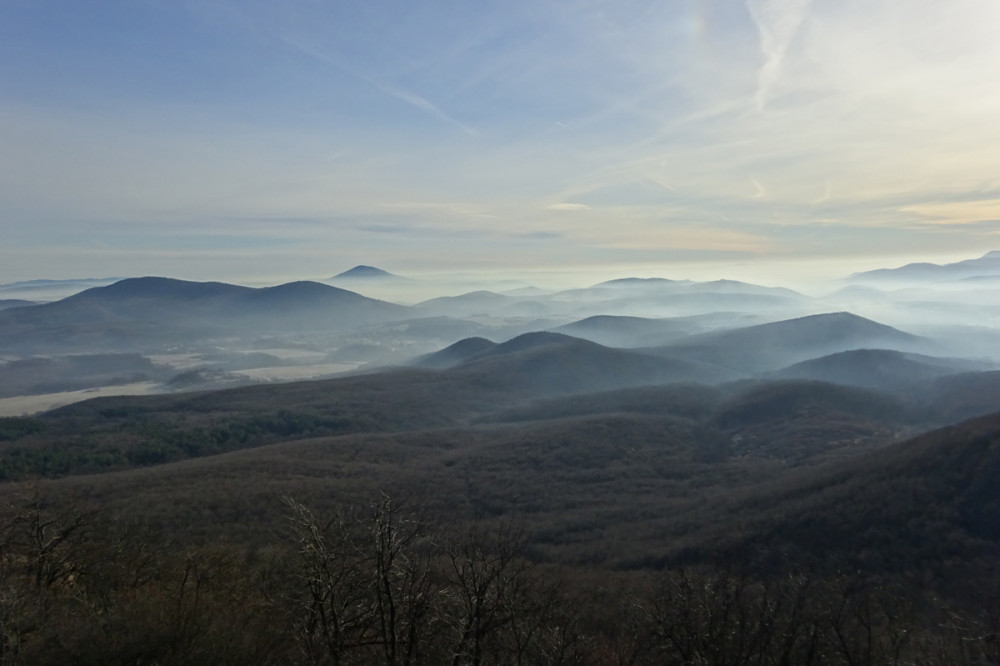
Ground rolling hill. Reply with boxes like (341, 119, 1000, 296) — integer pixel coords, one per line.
(774, 348, 989, 392)
(848, 250, 1000, 284)
(330, 265, 402, 280)
(443, 332, 741, 394)
(654, 312, 927, 373)
(0, 277, 409, 353)
(663, 408, 1000, 573)
(550, 312, 760, 348)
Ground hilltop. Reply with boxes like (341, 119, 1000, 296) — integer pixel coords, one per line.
(330, 265, 403, 280)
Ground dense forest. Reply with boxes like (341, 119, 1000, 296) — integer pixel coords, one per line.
(0, 389, 999, 664)
(1, 486, 999, 665)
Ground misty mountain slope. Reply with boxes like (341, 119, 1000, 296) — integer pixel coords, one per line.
(921, 370, 1000, 424)
(412, 336, 497, 369)
(848, 250, 1000, 284)
(652, 311, 926, 373)
(0, 299, 36, 310)
(550, 312, 761, 348)
(445, 332, 744, 396)
(774, 348, 989, 393)
(330, 265, 403, 280)
(411, 290, 521, 317)
(0, 277, 410, 353)
(464, 330, 576, 358)
(582, 277, 804, 298)
(709, 379, 914, 463)
(572, 292, 807, 320)
(0, 338, 738, 479)
(547, 278, 812, 319)
(234, 280, 408, 328)
(715, 379, 909, 430)
(662, 408, 1000, 573)
(481, 383, 723, 424)
(484, 378, 918, 464)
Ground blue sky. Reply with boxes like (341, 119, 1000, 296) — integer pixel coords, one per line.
(3, 0, 1000, 285)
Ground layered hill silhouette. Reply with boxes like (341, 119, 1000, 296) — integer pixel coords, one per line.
(423, 331, 740, 394)
(775, 348, 989, 392)
(330, 265, 403, 280)
(412, 290, 515, 317)
(0, 299, 35, 310)
(848, 250, 1000, 284)
(551, 277, 809, 317)
(413, 336, 496, 368)
(654, 312, 927, 373)
(550, 312, 760, 348)
(0, 277, 407, 353)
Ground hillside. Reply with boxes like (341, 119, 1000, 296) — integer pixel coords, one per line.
(663, 409, 1000, 573)
(775, 348, 988, 392)
(849, 250, 1000, 284)
(0, 277, 409, 353)
(550, 313, 758, 348)
(331, 265, 401, 280)
(446, 332, 740, 394)
(655, 312, 926, 373)
(412, 290, 515, 317)
(412, 336, 497, 368)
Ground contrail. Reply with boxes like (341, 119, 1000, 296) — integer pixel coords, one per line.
(747, 0, 811, 111)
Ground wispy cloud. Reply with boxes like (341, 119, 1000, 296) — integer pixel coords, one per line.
(4, 0, 1000, 282)
(274, 31, 478, 136)
(355, 76, 479, 137)
(746, 0, 811, 111)
(901, 199, 1000, 226)
(544, 203, 591, 212)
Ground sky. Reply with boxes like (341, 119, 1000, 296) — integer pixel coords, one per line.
(2, 0, 1000, 287)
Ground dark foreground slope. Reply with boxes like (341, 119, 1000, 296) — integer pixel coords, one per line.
(664, 409, 1000, 574)
(3, 408, 1000, 666)
(0, 369, 998, 664)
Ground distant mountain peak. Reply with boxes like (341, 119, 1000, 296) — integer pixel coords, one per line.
(332, 266, 399, 280)
(593, 277, 678, 287)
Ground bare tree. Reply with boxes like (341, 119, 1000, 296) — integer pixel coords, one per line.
(282, 493, 442, 665)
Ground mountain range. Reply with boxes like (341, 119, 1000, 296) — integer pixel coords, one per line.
(848, 250, 1000, 284)
(4, 255, 1000, 661)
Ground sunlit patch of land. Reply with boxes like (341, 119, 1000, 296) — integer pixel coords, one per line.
(230, 362, 363, 381)
(0, 381, 161, 417)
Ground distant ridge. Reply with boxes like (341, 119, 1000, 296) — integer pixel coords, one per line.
(413, 336, 497, 369)
(442, 331, 739, 394)
(848, 250, 1000, 283)
(774, 348, 986, 392)
(0, 276, 409, 354)
(0, 277, 124, 289)
(331, 266, 401, 280)
(0, 299, 36, 310)
(593, 277, 681, 287)
(656, 312, 926, 373)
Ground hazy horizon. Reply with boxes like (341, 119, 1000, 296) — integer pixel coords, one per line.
(2, 249, 992, 299)
(4, 2, 999, 284)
